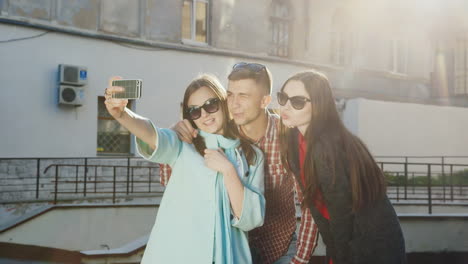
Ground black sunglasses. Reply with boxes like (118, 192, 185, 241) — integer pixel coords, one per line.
(186, 98, 220, 120)
(232, 62, 266, 72)
(277, 92, 311, 110)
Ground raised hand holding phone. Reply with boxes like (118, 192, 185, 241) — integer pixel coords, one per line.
(104, 76, 130, 120)
(103, 76, 156, 150)
(111, 79, 142, 99)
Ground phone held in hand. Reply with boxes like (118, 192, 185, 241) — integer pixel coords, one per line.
(111, 79, 142, 99)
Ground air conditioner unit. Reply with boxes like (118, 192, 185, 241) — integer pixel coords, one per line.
(59, 64, 88, 86)
(59, 85, 85, 106)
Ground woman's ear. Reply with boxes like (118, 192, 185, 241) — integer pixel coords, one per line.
(260, 95, 272, 109)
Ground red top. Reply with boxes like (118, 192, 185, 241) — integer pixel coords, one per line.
(298, 132, 330, 220)
(298, 132, 332, 264)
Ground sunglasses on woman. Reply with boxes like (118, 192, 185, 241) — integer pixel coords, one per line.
(186, 98, 220, 120)
(277, 92, 311, 110)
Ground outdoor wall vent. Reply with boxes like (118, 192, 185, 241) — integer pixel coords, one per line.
(58, 64, 87, 107)
(59, 64, 88, 86)
(59, 86, 85, 106)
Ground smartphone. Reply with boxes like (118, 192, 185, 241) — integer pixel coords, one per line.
(111, 79, 142, 99)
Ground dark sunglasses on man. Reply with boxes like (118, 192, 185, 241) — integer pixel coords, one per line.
(185, 98, 220, 120)
(232, 62, 266, 73)
(277, 92, 311, 110)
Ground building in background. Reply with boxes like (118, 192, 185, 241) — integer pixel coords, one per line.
(0, 0, 467, 158)
(1, 1, 468, 263)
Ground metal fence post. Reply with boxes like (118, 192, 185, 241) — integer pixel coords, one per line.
(94, 166, 98, 193)
(127, 157, 130, 195)
(54, 166, 59, 204)
(113, 167, 116, 204)
(148, 168, 152, 192)
(427, 164, 432, 214)
(404, 157, 408, 200)
(36, 159, 40, 199)
(450, 165, 454, 201)
(84, 158, 88, 197)
(442, 157, 445, 202)
(460, 166, 463, 196)
(131, 168, 134, 193)
(396, 172, 400, 202)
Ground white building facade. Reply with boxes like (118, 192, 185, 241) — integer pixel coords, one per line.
(1, 0, 467, 158)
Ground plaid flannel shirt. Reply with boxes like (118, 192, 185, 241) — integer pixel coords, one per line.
(291, 178, 320, 264)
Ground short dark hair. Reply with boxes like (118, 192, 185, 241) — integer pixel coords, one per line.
(228, 62, 272, 95)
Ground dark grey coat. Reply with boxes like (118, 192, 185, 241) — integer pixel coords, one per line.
(290, 135, 407, 264)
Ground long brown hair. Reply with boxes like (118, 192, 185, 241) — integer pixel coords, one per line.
(279, 71, 386, 212)
(181, 74, 257, 165)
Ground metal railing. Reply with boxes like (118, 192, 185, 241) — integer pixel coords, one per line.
(1, 156, 468, 213)
(0, 157, 161, 204)
(43, 163, 161, 204)
(376, 158, 468, 214)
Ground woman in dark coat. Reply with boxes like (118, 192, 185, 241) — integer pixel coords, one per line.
(277, 70, 407, 264)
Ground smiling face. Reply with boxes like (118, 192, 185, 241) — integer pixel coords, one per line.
(187, 86, 224, 134)
(227, 79, 270, 126)
(279, 80, 312, 135)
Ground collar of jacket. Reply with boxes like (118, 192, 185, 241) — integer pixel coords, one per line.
(199, 130, 240, 150)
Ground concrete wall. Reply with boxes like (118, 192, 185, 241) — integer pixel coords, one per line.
(1, 204, 467, 255)
(400, 215, 468, 253)
(0, 205, 158, 251)
(344, 98, 468, 158)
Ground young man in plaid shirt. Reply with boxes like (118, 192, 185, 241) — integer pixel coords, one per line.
(160, 63, 318, 263)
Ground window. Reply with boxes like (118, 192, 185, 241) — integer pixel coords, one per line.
(330, 9, 352, 66)
(182, 0, 208, 43)
(455, 39, 468, 95)
(0, 0, 6, 14)
(388, 39, 408, 74)
(56, 0, 99, 30)
(330, 31, 347, 66)
(270, 0, 291, 57)
(97, 97, 133, 155)
(100, 0, 140, 37)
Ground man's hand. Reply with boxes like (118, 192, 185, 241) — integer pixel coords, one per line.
(171, 119, 198, 143)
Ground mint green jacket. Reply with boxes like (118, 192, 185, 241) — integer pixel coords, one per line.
(137, 124, 265, 264)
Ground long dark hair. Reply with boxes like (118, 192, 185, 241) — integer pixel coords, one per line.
(279, 71, 386, 212)
(181, 74, 256, 165)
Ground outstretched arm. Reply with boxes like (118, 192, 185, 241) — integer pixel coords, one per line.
(105, 76, 157, 150)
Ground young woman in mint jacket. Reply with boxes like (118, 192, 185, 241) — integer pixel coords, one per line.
(104, 74, 265, 264)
